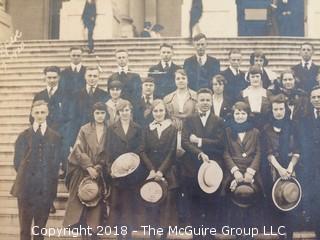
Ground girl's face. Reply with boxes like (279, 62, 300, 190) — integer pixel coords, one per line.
(249, 73, 262, 87)
(94, 109, 106, 124)
(254, 56, 264, 67)
(272, 102, 286, 120)
(175, 72, 188, 90)
(234, 109, 248, 124)
(152, 103, 166, 122)
(282, 73, 295, 90)
(119, 106, 131, 121)
(110, 87, 122, 100)
(212, 79, 224, 95)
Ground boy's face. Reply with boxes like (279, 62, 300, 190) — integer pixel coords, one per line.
(45, 71, 59, 88)
(229, 53, 242, 69)
(311, 89, 320, 109)
(116, 52, 128, 68)
(272, 102, 286, 120)
(197, 93, 212, 112)
(300, 44, 313, 61)
(70, 49, 82, 65)
(31, 104, 49, 124)
(194, 38, 207, 56)
(85, 69, 99, 86)
(142, 82, 155, 96)
(160, 46, 173, 62)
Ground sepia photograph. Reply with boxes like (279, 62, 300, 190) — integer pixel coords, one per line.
(1, 0, 320, 239)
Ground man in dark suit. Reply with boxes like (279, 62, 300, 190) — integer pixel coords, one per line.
(32, 66, 71, 181)
(292, 42, 319, 93)
(221, 49, 248, 104)
(11, 100, 62, 240)
(181, 88, 225, 239)
(133, 77, 158, 127)
(299, 86, 320, 237)
(71, 66, 108, 147)
(183, 33, 220, 91)
(108, 49, 142, 105)
(148, 43, 181, 98)
(60, 47, 86, 97)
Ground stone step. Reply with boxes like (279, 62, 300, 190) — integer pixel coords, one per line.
(0, 99, 35, 108)
(0, 116, 30, 125)
(0, 160, 16, 176)
(0, 176, 68, 193)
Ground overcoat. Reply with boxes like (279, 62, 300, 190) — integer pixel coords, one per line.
(292, 62, 319, 93)
(63, 123, 106, 229)
(60, 65, 86, 96)
(133, 95, 158, 127)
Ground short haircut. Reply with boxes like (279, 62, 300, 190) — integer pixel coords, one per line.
(108, 80, 123, 91)
(248, 65, 263, 76)
(279, 69, 296, 82)
(43, 66, 60, 75)
(115, 49, 128, 55)
(116, 99, 133, 113)
(249, 50, 268, 66)
(160, 43, 173, 50)
(142, 77, 155, 84)
(211, 74, 226, 86)
(228, 49, 241, 56)
(197, 88, 213, 96)
(193, 33, 207, 42)
(175, 68, 187, 77)
(311, 85, 320, 94)
(69, 46, 83, 52)
(90, 102, 109, 124)
(301, 42, 314, 50)
(270, 94, 287, 104)
(31, 100, 48, 110)
(85, 66, 100, 73)
(232, 101, 251, 114)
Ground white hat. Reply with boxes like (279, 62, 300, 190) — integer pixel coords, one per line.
(197, 160, 223, 194)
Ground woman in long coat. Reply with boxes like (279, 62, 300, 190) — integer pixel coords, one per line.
(223, 101, 264, 233)
(140, 99, 178, 239)
(105, 99, 143, 240)
(63, 102, 108, 239)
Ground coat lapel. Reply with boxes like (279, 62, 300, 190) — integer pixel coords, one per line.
(113, 121, 127, 142)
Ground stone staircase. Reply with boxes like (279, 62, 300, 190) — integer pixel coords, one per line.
(0, 37, 320, 239)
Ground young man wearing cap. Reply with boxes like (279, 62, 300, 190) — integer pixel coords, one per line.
(148, 43, 181, 98)
(108, 49, 142, 105)
(71, 66, 108, 148)
(292, 42, 319, 93)
(134, 77, 159, 127)
(183, 33, 220, 91)
(299, 86, 320, 237)
(11, 100, 62, 240)
(181, 88, 225, 239)
(220, 49, 248, 104)
(60, 47, 86, 96)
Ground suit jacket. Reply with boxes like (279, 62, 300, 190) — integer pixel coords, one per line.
(64, 123, 106, 228)
(32, 87, 71, 133)
(11, 127, 62, 201)
(148, 61, 181, 98)
(181, 112, 225, 177)
(212, 95, 233, 121)
(221, 67, 248, 104)
(108, 71, 142, 104)
(141, 124, 178, 189)
(60, 65, 86, 97)
(292, 62, 319, 93)
(71, 87, 109, 146)
(183, 55, 220, 91)
(223, 127, 263, 192)
(133, 95, 158, 127)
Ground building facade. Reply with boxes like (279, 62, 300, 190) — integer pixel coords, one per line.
(1, 0, 320, 41)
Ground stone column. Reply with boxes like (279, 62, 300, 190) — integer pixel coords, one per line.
(181, 0, 238, 37)
(59, 0, 114, 40)
(306, 0, 320, 37)
(0, 0, 12, 41)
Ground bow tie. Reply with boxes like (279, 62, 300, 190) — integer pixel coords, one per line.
(199, 112, 206, 118)
(154, 122, 162, 126)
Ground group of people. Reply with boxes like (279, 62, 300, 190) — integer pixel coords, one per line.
(11, 33, 320, 240)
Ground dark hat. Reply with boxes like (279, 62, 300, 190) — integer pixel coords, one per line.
(151, 24, 164, 33)
(272, 177, 302, 211)
(78, 176, 101, 207)
(198, 160, 223, 194)
(111, 152, 148, 187)
(108, 80, 123, 90)
(230, 182, 259, 208)
(139, 178, 168, 205)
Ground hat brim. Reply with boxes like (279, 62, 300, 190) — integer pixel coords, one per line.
(139, 178, 168, 205)
(198, 160, 223, 194)
(272, 177, 302, 212)
(78, 176, 101, 207)
(111, 152, 140, 178)
(230, 182, 259, 208)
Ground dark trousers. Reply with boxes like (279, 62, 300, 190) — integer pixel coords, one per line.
(18, 198, 51, 240)
(87, 25, 94, 51)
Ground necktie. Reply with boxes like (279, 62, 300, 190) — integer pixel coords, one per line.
(89, 86, 94, 96)
(199, 112, 206, 118)
(316, 109, 320, 119)
(48, 87, 54, 98)
(304, 62, 309, 70)
(164, 62, 169, 72)
(198, 57, 203, 66)
(36, 124, 42, 136)
(145, 95, 151, 105)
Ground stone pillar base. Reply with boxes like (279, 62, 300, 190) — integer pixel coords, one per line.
(0, 10, 12, 41)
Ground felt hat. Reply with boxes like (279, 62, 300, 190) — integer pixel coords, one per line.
(197, 160, 223, 194)
(78, 176, 101, 207)
(139, 178, 168, 205)
(272, 177, 302, 211)
(230, 182, 259, 208)
(111, 152, 147, 187)
(151, 24, 164, 33)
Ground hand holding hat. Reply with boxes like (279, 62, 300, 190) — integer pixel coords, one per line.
(198, 152, 210, 163)
(234, 170, 244, 183)
(147, 170, 156, 180)
(87, 166, 98, 179)
(244, 172, 254, 184)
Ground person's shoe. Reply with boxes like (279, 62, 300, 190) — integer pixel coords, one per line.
(88, 49, 95, 54)
(59, 169, 66, 179)
(50, 204, 56, 214)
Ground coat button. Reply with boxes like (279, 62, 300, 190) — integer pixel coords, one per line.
(242, 153, 247, 158)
